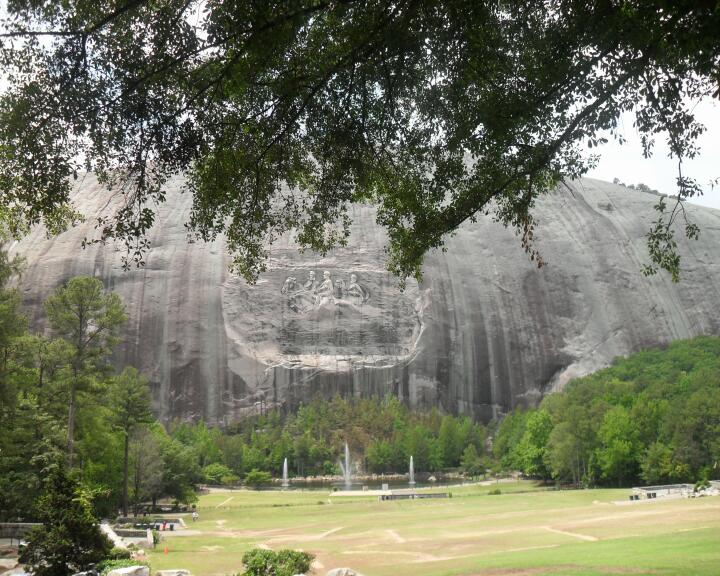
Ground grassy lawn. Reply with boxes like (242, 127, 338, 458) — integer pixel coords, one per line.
(145, 482, 720, 576)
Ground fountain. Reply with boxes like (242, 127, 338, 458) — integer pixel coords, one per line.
(282, 457, 289, 489)
(339, 442, 352, 489)
(409, 455, 415, 486)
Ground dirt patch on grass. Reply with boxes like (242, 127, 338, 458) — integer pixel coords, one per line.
(467, 565, 659, 575)
(543, 526, 599, 541)
(466, 569, 560, 575)
(341, 548, 471, 564)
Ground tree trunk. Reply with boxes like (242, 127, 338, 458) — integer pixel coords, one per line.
(122, 429, 130, 517)
(67, 377, 78, 467)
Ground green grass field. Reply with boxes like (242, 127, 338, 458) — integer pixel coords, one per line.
(146, 482, 720, 576)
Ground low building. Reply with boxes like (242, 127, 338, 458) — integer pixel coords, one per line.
(630, 484, 693, 501)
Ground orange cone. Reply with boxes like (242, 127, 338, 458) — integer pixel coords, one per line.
(164, 546, 168, 555)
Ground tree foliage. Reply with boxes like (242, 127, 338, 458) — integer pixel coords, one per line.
(128, 426, 165, 513)
(108, 366, 153, 516)
(514, 409, 553, 480)
(241, 548, 314, 576)
(460, 444, 485, 478)
(1, 1, 717, 281)
(244, 469, 272, 489)
(493, 336, 720, 487)
(18, 466, 113, 576)
(0, 265, 198, 521)
(44, 276, 127, 465)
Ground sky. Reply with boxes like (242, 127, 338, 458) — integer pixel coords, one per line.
(583, 98, 720, 210)
(0, 74, 717, 211)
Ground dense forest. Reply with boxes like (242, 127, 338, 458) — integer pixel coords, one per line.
(0, 251, 201, 519)
(1, 247, 719, 522)
(494, 336, 720, 487)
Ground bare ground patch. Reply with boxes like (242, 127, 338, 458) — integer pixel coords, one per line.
(466, 565, 660, 575)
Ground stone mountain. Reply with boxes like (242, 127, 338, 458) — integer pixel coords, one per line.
(10, 176, 720, 423)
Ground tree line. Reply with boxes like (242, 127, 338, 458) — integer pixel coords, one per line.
(177, 395, 489, 485)
(493, 336, 720, 487)
(153, 332, 720, 490)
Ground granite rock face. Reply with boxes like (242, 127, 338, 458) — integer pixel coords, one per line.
(10, 176, 720, 423)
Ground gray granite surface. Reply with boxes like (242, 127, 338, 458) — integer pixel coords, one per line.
(10, 176, 720, 423)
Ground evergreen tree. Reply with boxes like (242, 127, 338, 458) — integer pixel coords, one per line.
(19, 466, 113, 576)
(439, 415, 463, 467)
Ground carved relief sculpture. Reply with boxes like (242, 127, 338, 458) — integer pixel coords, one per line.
(281, 270, 370, 313)
(315, 270, 335, 306)
(346, 272, 369, 306)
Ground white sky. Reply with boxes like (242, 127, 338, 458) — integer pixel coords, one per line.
(0, 75, 717, 210)
(583, 98, 720, 210)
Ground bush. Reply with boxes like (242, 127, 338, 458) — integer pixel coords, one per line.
(97, 559, 149, 576)
(151, 529, 161, 545)
(241, 548, 314, 576)
(488, 488, 502, 495)
(203, 463, 239, 485)
(107, 547, 132, 560)
(244, 469, 272, 489)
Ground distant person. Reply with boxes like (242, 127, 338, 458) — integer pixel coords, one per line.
(192, 511, 199, 522)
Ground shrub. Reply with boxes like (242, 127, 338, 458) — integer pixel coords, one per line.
(244, 469, 272, 489)
(488, 488, 502, 495)
(203, 463, 239, 485)
(97, 559, 149, 576)
(18, 467, 113, 576)
(241, 548, 314, 576)
(108, 547, 132, 560)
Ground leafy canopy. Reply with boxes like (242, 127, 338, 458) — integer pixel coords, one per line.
(0, 1, 718, 281)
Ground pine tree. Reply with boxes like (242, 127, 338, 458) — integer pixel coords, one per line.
(44, 276, 126, 466)
(19, 466, 113, 576)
